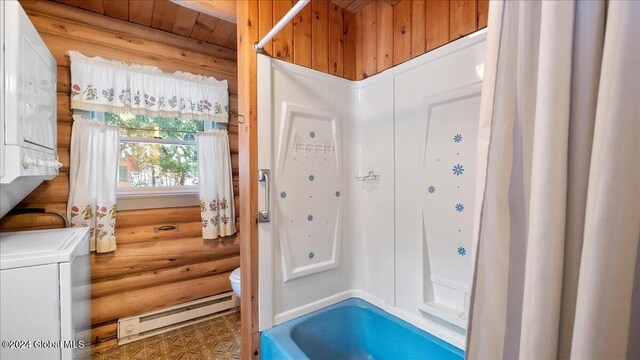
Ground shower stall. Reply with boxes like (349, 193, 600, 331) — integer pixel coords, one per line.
(257, 30, 486, 349)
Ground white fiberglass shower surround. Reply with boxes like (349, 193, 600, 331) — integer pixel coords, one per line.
(258, 31, 486, 349)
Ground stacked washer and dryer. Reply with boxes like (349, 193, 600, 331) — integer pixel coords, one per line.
(0, 228, 91, 359)
(0, 1, 90, 359)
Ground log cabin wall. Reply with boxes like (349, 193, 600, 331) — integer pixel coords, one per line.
(355, 0, 488, 79)
(0, 0, 240, 350)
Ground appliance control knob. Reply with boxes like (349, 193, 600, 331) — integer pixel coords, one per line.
(36, 159, 45, 167)
(45, 160, 63, 169)
(22, 155, 37, 169)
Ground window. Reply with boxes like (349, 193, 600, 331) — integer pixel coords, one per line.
(75, 110, 220, 210)
(105, 112, 208, 193)
(118, 165, 128, 183)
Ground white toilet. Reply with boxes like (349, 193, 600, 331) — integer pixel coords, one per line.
(229, 267, 241, 298)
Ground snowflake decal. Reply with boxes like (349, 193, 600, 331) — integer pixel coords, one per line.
(427, 186, 436, 194)
(454, 134, 463, 143)
(307, 214, 314, 222)
(309, 131, 316, 138)
(308, 252, 315, 259)
(452, 164, 465, 176)
(457, 247, 466, 256)
(455, 203, 465, 212)
(335, 191, 341, 197)
(280, 191, 287, 199)
(309, 174, 315, 182)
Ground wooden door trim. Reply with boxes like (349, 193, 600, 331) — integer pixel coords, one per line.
(237, 1, 261, 359)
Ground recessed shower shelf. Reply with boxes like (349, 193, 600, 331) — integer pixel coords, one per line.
(418, 302, 468, 329)
(292, 140, 335, 156)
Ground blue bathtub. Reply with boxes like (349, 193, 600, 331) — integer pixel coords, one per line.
(261, 298, 464, 360)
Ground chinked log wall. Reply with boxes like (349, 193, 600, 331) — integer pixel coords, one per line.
(254, 0, 488, 80)
(0, 0, 240, 350)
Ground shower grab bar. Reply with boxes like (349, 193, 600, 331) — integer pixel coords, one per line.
(258, 169, 271, 223)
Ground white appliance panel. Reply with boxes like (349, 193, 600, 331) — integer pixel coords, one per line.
(1, 0, 5, 180)
(0, 264, 62, 359)
(0, 228, 78, 269)
(3, 0, 57, 152)
(19, 34, 57, 151)
(0, 228, 91, 360)
(1, 1, 59, 218)
(59, 240, 91, 360)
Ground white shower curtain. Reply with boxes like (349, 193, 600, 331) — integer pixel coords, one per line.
(67, 115, 119, 253)
(197, 130, 236, 239)
(467, 1, 640, 359)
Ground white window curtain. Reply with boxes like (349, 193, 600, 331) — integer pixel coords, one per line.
(197, 130, 236, 239)
(68, 51, 229, 123)
(467, 1, 640, 359)
(67, 115, 120, 253)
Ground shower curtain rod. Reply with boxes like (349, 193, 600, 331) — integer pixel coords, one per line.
(254, 0, 311, 52)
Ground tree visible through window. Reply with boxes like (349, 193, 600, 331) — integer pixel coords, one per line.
(104, 112, 211, 192)
(118, 165, 128, 183)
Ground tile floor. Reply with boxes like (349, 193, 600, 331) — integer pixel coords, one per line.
(92, 311, 241, 360)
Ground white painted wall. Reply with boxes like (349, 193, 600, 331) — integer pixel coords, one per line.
(258, 30, 487, 350)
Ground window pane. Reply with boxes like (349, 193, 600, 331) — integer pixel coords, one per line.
(119, 142, 198, 188)
(118, 165, 128, 183)
(105, 112, 205, 141)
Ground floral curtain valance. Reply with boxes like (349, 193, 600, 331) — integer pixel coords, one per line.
(68, 51, 229, 123)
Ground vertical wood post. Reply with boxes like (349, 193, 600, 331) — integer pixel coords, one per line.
(237, 0, 261, 359)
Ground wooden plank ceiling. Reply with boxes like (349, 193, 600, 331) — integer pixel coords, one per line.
(51, 0, 237, 50)
(331, 0, 378, 13)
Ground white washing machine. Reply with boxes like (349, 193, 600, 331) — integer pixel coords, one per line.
(0, 227, 91, 359)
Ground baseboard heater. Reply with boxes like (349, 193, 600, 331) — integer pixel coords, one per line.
(117, 291, 240, 345)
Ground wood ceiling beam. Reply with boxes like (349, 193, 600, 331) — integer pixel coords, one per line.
(20, 0, 237, 60)
(170, 0, 236, 23)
